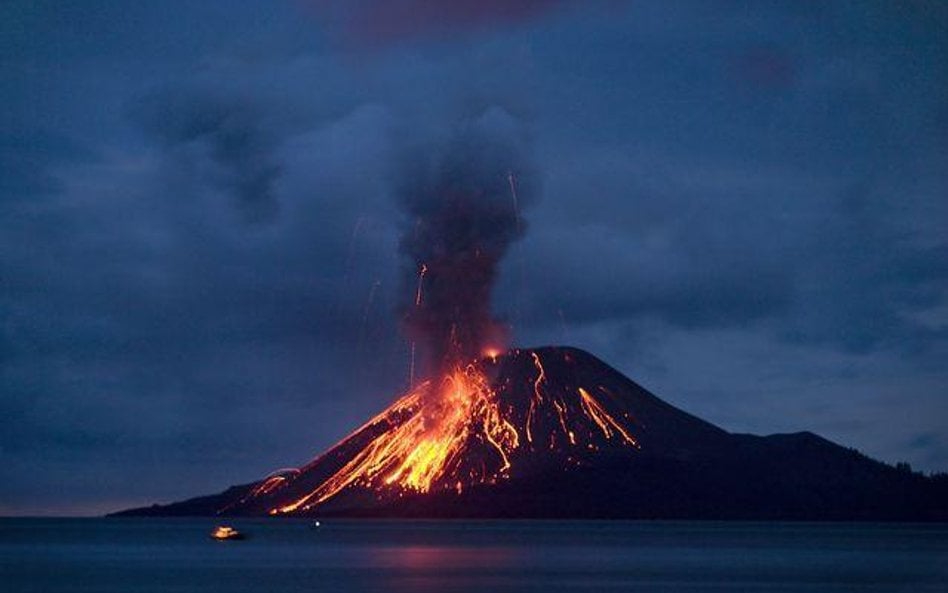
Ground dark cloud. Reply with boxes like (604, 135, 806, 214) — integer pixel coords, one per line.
(1, 68, 406, 513)
(515, 168, 947, 360)
(906, 431, 948, 472)
(780, 184, 947, 355)
(1, 0, 946, 514)
(510, 151, 801, 336)
(729, 44, 796, 90)
(309, 0, 570, 46)
(129, 87, 282, 224)
(0, 126, 91, 198)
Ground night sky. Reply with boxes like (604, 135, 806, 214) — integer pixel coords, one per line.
(2, 1, 946, 516)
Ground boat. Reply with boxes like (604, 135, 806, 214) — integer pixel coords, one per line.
(210, 525, 246, 540)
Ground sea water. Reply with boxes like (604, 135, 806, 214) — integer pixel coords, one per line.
(1, 518, 945, 592)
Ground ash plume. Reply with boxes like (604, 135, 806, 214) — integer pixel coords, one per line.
(397, 108, 536, 377)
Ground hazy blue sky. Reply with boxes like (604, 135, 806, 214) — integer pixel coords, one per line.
(2, 1, 946, 515)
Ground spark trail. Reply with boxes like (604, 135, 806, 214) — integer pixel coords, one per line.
(414, 263, 427, 307)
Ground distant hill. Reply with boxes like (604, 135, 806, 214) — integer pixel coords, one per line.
(112, 347, 948, 521)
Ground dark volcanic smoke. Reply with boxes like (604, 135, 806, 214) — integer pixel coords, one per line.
(398, 108, 535, 376)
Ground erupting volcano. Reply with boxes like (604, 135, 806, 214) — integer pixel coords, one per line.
(223, 346, 648, 516)
(117, 345, 948, 520)
(114, 114, 948, 521)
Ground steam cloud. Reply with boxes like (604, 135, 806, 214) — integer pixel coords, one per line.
(397, 108, 536, 376)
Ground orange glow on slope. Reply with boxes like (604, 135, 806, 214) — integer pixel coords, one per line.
(250, 476, 286, 497)
(250, 351, 642, 515)
(247, 468, 300, 498)
(272, 364, 519, 514)
(578, 387, 638, 446)
(530, 352, 546, 402)
(525, 352, 547, 444)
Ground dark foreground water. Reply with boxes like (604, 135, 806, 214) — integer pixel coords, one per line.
(1, 519, 946, 592)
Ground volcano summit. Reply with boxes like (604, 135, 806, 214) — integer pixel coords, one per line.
(115, 346, 947, 521)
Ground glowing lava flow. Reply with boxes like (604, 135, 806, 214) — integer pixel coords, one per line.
(250, 350, 641, 516)
(271, 364, 516, 514)
(578, 388, 638, 446)
(248, 468, 300, 498)
(524, 352, 546, 444)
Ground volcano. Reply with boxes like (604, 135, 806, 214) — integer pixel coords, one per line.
(114, 347, 947, 520)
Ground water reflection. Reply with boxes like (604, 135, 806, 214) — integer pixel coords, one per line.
(2, 519, 946, 593)
(357, 544, 526, 593)
(373, 544, 522, 570)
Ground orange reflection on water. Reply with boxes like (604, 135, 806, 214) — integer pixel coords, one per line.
(373, 544, 521, 570)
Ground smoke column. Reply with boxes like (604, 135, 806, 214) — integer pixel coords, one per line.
(397, 108, 536, 378)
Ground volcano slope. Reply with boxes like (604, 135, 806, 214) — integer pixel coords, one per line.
(114, 347, 947, 520)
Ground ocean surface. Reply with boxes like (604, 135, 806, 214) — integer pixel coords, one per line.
(1, 518, 946, 592)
